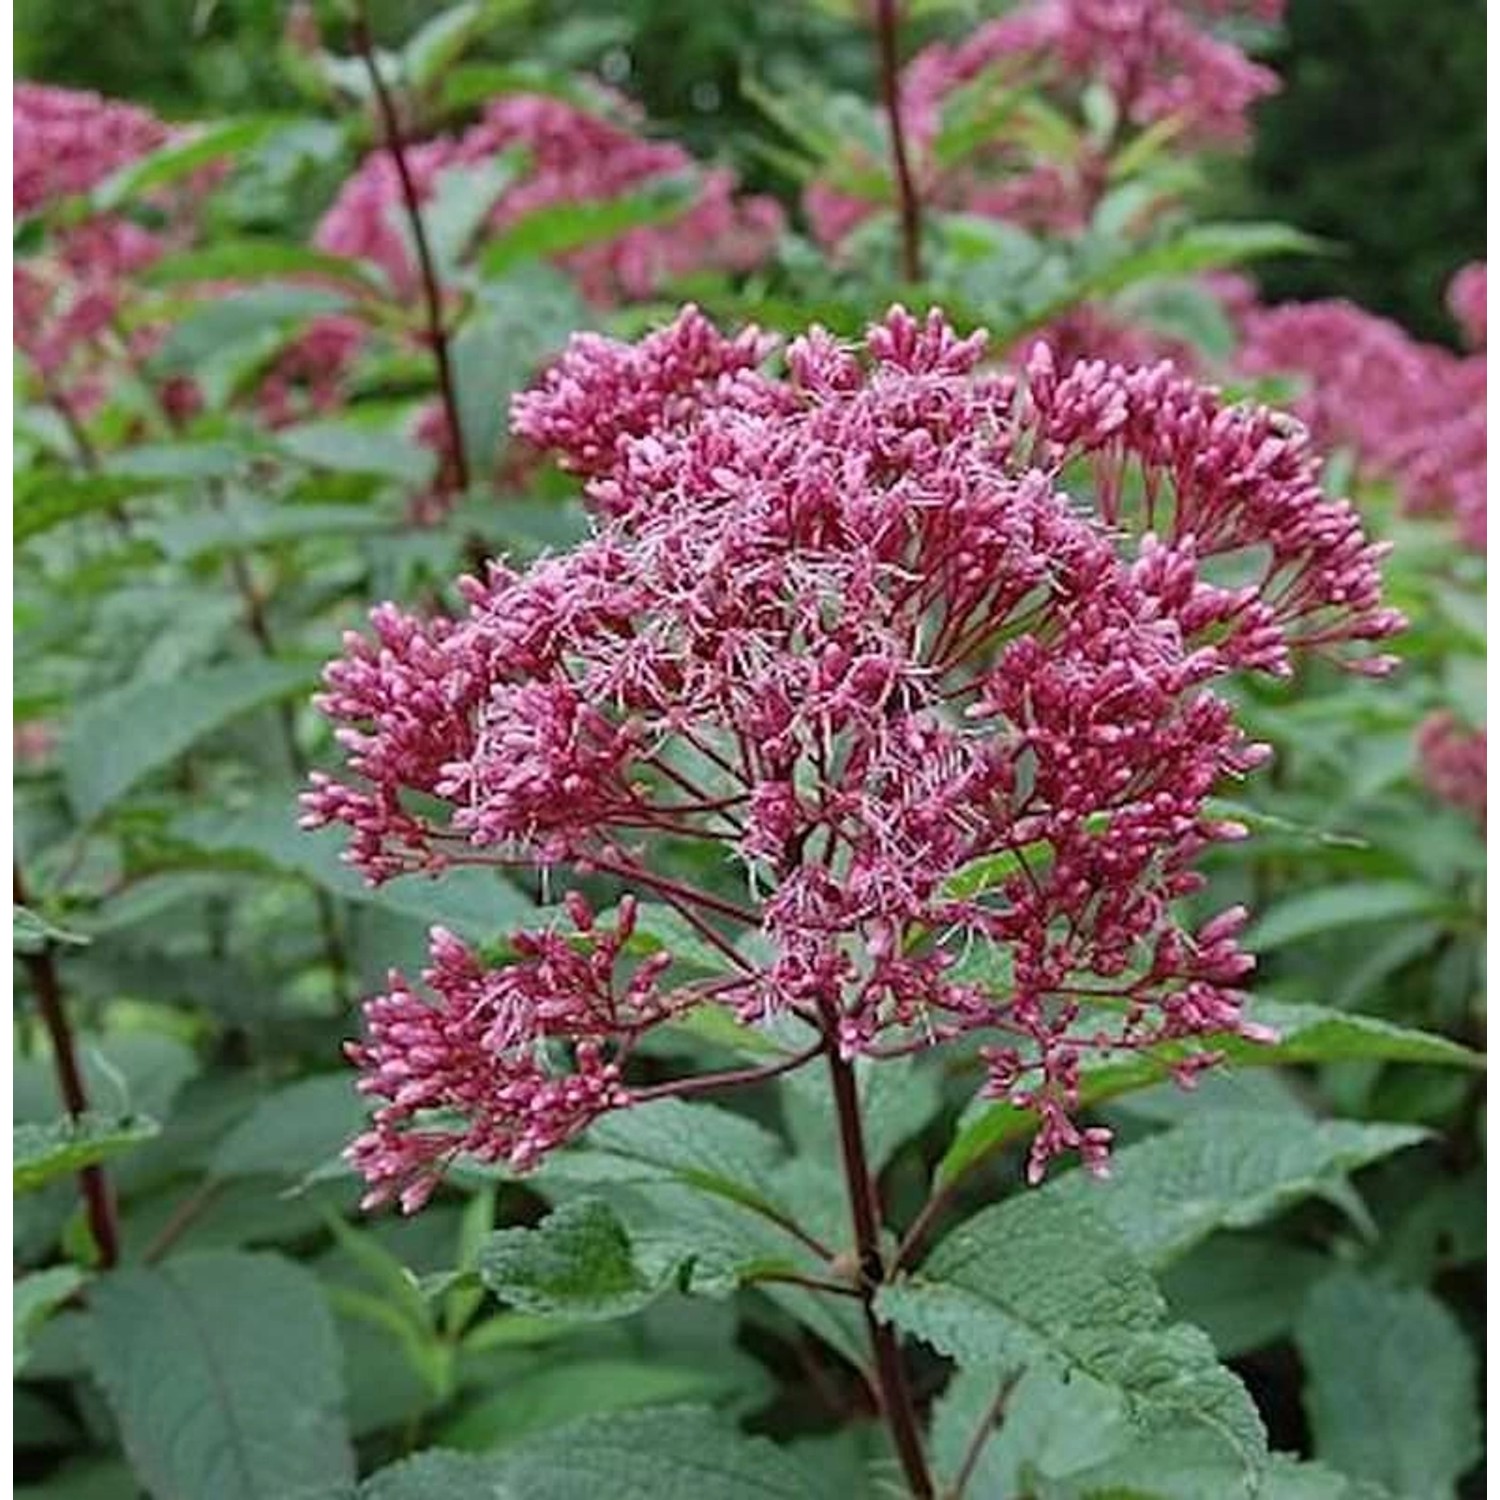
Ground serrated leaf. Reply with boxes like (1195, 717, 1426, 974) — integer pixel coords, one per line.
(360, 1451, 515, 1500)
(479, 1197, 671, 1321)
(1248, 882, 1447, 951)
(1295, 1270, 1479, 1498)
(938, 1000, 1481, 1189)
(14, 1114, 160, 1194)
(879, 1193, 1267, 1493)
(210, 1075, 366, 1182)
(1048, 1112, 1427, 1267)
(62, 659, 319, 821)
(87, 1251, 355, 1500)
(15, 1267, 86, 1374)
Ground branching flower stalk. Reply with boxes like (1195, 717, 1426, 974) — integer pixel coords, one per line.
(875, 0, 924, 283)
(349, 1, 471, 496)
(306, 304, 1400, 1488)
(14, 863, 120, 1268)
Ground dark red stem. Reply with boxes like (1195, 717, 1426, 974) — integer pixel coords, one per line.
(875, 0, 924, 283)
(825, 1041, 935, 1497)
(351, 4, 471, 493)
(14, 863, 120, 1268)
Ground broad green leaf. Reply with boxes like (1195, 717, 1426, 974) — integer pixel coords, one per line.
(450, 265, 588, 471)
(15, 1267, 86, 1374)
(1048, 1112, 1427, 1266)
(210, 1075, 366, 1182)
(419, 154, 525, 278)
(1256, 1456, 1397, 1500)
(173, 790, 533, 939)
(492, 1406, 821, 1498)
(781, 1051, 942, 1175)
(938, 1000, 1481, 1188)
(142, 500, 393, 562)
(477, 177, 698, 279)
(438, 1357, 742, 1452)
(13, 905, 90, 954)
(63, 659, 319, 821)
(1295, 1270, 1479, 1498)
(14, 1114, 160, 1194)
(479, 1197, 671, 1321)
(275, 419, 435, 483)
(403, 1, 528, 87)
(109, 439, 248, 480)
(93, 116, 298, 209)
(360, 1451, 515, 1500)
(1248, 881, 1447, 951)
(879, 1193, 1267, 1492)
(87, 1251, 354, 1500)
(145, 239, 380, 291)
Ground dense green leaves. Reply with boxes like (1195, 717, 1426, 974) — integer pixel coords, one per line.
(62, 659, 318, 821)
(87, 1252, 355, 1500)
(15, 1267, 86, 1374)
(1295, 1271, 1479, 1499)
(14, 1115, 160, 1194)
(209, 1075, 366, 1182)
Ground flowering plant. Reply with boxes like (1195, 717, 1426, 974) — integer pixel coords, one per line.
(12, 4, 1483, 1498)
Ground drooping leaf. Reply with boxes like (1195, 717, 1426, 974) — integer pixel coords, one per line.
(15, 1266, 86, 1374)
(1248, 882, 1448, 952)
(145, 239, 380, 291)
(275, 420, 435, 484)
(14, 1114, 160, 1194)
(938, 1000, 1481, 1189)
(478, 1197, 672, 1321)
(93, 116, 299, 209)
(63, 659, 319, 821)
(1048, 1112, 1427, 1266)
(1295, 1270, 1479, 1499)
(87, 1251, 355, 1500)
(13, 905, 90, 954)
(152, 286, 351, 375)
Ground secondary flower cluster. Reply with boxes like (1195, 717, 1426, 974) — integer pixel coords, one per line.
(307, 304, 1401, 1208)
(807, 0, 1279, 250)
(1236, 263, 1487, 548)
(1417, 713, 1486, 828)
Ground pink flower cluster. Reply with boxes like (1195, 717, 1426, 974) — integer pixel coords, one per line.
(808, 0, 1279, 250)
(316, 91, 781, 306)
(14, 84, 176, 420)
(307, 304, 1400, 1207)
(1417, 713, 1486, 827)
(1237, 264, 1487, 548)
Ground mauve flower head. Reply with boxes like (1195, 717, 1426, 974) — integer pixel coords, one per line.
(808, 0, 1279, 252)
(1417, 713, 1486, 828)
(1448, 262, 1486, 351)
(307, 304, 1400, 1208)
(1238, 287, 1486, 550)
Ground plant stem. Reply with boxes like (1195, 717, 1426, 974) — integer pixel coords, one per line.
(630, 1040, 826, 1104)
(14, 863, 120, 1269)
(350, 2, 470, 494)
(946, 1370, 1016, 1499)
(874, 0, 924, 283)
(824, 1042, 934, 1497)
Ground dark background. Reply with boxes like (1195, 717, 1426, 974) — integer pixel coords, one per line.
(15, 0, 1486, 339)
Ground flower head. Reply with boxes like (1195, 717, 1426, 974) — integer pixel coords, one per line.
(311, 304, 1399, 1206)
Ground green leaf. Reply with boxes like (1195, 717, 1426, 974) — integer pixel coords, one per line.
(880, 1194, 1267, 1491)
(781, 1051, 942, 1175)
(479, 1197, 672, 1321)
(141, 500, 393, 562)
(15, 1267, 86, 1374)
(152, 285, 350, 375)
(109, 439, 249, 480)
(1256, 1455, 1397, 1500)
(15, 472, 166, 544)
(420, 154, 525, 277)
(492, 1406, 821, 1498)
(88, 1252, 355, 1500)
(450, 265, 588, 471)
(1295, 1270, 1479, 1499)
(93, 116, 298, 209)
(403, 1, 525, 88)
(173, 790, 533, 940)
(275, 419, 435, 483)
(145, 240, 378, 291)
(938, 1000, 1481, 1189)
(360, 1451, 515, 1500)
(1048, 1112, 1427, 1267)
(14, 1114, 160, 1194)
(1248, 881, 1447, 951)
(477, 177, 698, 279)
(13, 905, 90, 954)
(62, 659, 319, 822)
(210, 1075, 366, 1182)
